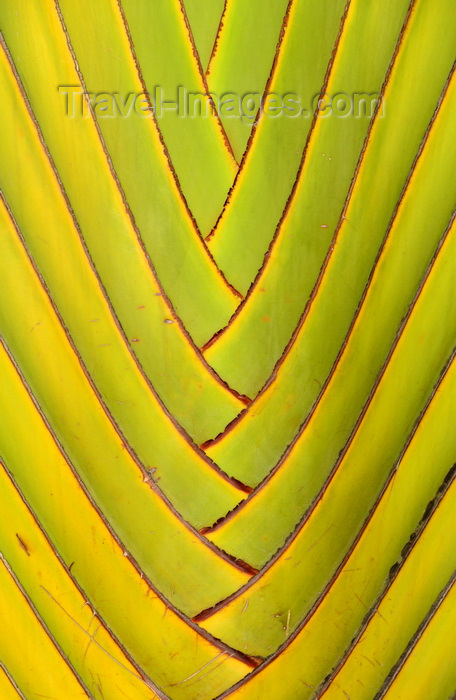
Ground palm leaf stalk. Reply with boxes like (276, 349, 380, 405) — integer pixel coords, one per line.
(0, 0, 455, 698)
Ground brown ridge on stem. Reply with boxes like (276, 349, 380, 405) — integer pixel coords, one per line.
(116, 0, 202, 240)
(93, 2, 247, 346)
(0, 551, 96, 699)
(193, 349, 456, 624)
(204, 0, 299, 244)
(0, 664, 27, 700)
(0, 340, 257, 666)
(203, 207, 456, 535)
(201, 0, 351, 346)
(115, 0, 244, 296)
(316, 465, 456, 699)
(205, 0, 228, 78)
(86, 0, 243, 300)
(213, 458, 456, 697)
(1, 462, 164, 698)
(1, 31, 249, 484)
(113, 0, 244, 299)
(176, 0, 239, 165)
(15, 535, 30, 556)
(0, 202, 252, 579)
(201, 2, 445, 452)
(375, 571, 456, 699)
(193, 217, 456, 619)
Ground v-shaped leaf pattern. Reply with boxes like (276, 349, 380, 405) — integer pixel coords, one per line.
(205, 0, 292, 162)
(181, 0, 226, 73)
(2, 0, 455, 697)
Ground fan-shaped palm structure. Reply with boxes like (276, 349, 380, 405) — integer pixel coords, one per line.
(0, 1, 455, 698)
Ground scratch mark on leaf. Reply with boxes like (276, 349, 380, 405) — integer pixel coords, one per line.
(39, 587, 158, 692)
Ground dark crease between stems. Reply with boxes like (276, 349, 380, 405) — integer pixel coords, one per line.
(216, 463, 456, 699)
(114, 0, 205, 242)
(176, 0, 239, 164)
(0, 41, 239, 419)
(201, 0, 437, 452)
(203, 70, 454, 540)
(0, 552, 96, 700)
(109, 0, 244, 300)
(316, 466, 456, 699)
(209, 384, 456, 696)
(0, 338, 258, 668)
(0, 462, 165, 700)
(205, 0, 228, 78)
(55, 0, 250, 451)
(374, 572, 456, 699)
(113, 0, 202, 238)
(204, 0, 299, 245)
(0, 30, 250, 491)
(194, 340, 456, 623)
(115, 0, 243, 297)
(0, 201, 253, 575)
(0, 664, 28, 700)
(202, 0, 351, 347)
(2, 0, 452, 696)
(203, 204, 456, 536)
